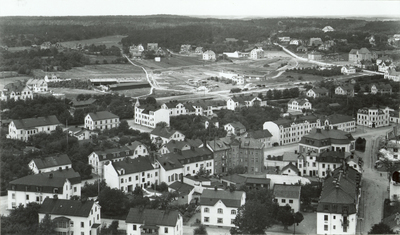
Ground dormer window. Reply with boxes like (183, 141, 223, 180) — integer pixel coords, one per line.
(53, 188, 59, 194)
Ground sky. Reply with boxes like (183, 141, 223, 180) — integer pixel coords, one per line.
(1, 0, 400, 18)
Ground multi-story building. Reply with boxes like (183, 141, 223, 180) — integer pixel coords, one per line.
(29, 154, 72, 174)
(155, 154, 184, 186)
(306, 87, 329, 98)
(384, 69, 400, 82)
(273, 184, 301, 212)
(349, 48, 375, 63)
(88, 146, 135, 178)
(226, 96, 266, 110)
(159, 139, 203, 154)
(224, 122, 246, 136)
(126, 141, 150, 158)
(38, 198, 101, 235)
(298, 151, 348, 178)
(126, 208, 183, 235)
(206, 139, 232, 174)
(316, 166, 361, 235)
(287, 98, 312, 111)
(161, 101, 187, 116)
(8, 115, 61, 141)
(335, 85, 354, 97)
(150, 126, 185, 146)
(200, 189, 246, 227)
(357, 106, 391, 128)
(134, 102, 170, 128)
(84, 111, 120, 131)
(247, 129, 273, 149)
(103, 156, 158, 192)
(26, 78, 48, 92)
(321, 114, 356, 133)
(202, 50, 216, 60)
(249, 47, 264, 59)
(298, 127, 355, 154)
(0, 81, 33, 101)
(8, 169, 81, 209)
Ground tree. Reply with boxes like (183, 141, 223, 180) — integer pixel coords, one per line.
(156, 122, 168, 128)
(231, 200, 275, 234)
(300, 183, 322, 207)
(100, 220, 119, 235)
(36, 214, 56, 235)
(1, 202, 41, 234)
(98, 187, 129, 216)
(157, 182, 169, 192)
(193, 224, 208, 235)
(369, 222, 395, 234)
(277, 205, 295, 230)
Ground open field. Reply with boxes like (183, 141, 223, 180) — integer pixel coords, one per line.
(134, 56, 205, 70)
(59, 35, 126, 49)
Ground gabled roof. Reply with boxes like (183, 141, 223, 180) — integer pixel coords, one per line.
(150, 127, 182, 139)
(32, 154, 71, 170)
(309, 87, 329, 94)
(281, 162, 300, 174)
(221, 174, 247, 184)
(206, 139, 231, 151)
(126, 141, 146, 151)
(200, 189, 244, 208)
(282, 152, 299, 162)
(273, 184, 301, 199)
(322, 114, 354, 124)
(157, 155, 183, 171)
(168, 181, 194, 195)
(225, 121, 246, 130)
(109, 156, 154, 175)
(39, 198, 95, 218)
(87, 111, 119, 121)
(4, 81, 27, 93)
(93, 146, 132, 161)
(12, 116, 61, 130)
(230, 95, 260, 104)
(162, 101, 182, 109)
(288, 98, 309, 106)
(161, 147, 212, 163)
(164, 139, 202, 152)
(240, 137, 264, 149)
(317, 151, 347, 163)
(247, 129, 272, 139)
(126, 208, 180, 227)
(300, 128, 354, 147)
(26, 78, 47, 86)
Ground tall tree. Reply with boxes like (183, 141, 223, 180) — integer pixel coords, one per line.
(36, 214, 56, 235)
(193, 224, 208, 235)
(368, 222, 395, 234)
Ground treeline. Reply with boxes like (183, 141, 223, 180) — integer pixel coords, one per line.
(84, 44, 121, 56)
(286, 66, 342, 77)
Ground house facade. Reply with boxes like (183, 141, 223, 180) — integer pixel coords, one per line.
(341, 66, 356, 75)
(306, 87, 329, 98)
(357, 106, 391, 128)
(8, 116, 61, 141)
(26, 78, 48, 92)
(308, 51, 322, 60)
(384, 69, 400, 82)
(202, 50, 216, 61)
(200, 190, 246, 227)
(126, 208, 183, 235)
(349, 48, 375, 63)
(335, 85, 354, 97)
(287, 98, 312, 111)
(224, 122, 246, 136)
(249, 47, 264, 59)
(29, 154, 72, 174)
(1, 81, 33, 101)
(150, 127, 185, 146)
(84, 111, 120, 131)
(226, 96, 266, 110)
(321, 114, 356, 133)
(38, 198, 101, 235)
(135, 102, 170, 128)
(88, 146, 134, 178)
(8, 169, 81, 209)
(273, 184, 301, 212)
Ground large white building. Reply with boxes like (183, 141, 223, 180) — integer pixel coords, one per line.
(8, 169, 81, 209)
(202, 50, 216, 60)
(7, 115, 61, 141)
(84, 111, 120, 131)
(150, 127, 185, 146)
(38, 198, 101, 235)
(103, 156, 158, 192)
(357, 106, 391, 128)
(126, 208, 183, 235)
(316, 166, 361, 235)
(273, 184, 301, 212)
(26, 78, 48, 92)
(29, 154, 72, 174)
(226, 96, 266, 111)
(134, 102, 170, 128)
(287, 98, 312, 112)
(321, 114, 356, 133)
(200, 190, 246, 227)
(249, 47, 264, 59)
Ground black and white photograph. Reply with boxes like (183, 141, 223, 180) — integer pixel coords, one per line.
(1, 0, 400, 234)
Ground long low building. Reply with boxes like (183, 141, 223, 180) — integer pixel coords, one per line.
(8, 115, 61, 141)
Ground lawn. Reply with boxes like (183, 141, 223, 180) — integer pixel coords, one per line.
(59, 35, 126, 49)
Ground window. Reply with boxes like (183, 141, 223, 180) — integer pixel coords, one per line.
(204, 207, 209, 213)
(324, 215, 328, 221)
(289, 200, 293, 204)
(12, 193, 15, 199)
(74, 187, 77, 192)
(218, 208, 223, 214)
(81, 222, 84, 228)
(333, 216, 336, 219)
(333, 225, 336, 229)
(204, 217, 209, 222)
(129, 177, 132, 182)
(217, 218, 223, 224)
(70, 221, 74, 227)
(231, 210, 236, 215)
(281, 199, 286, 203)
(120, 178, 124, 183)
(324, 225, 328, 231)
(164, 228, 168, 233)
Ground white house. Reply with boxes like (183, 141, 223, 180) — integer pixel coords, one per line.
(335, 85, 354, 97)
(287, 98, 312, 111)
(1, 81, 33, 101)
(84, 111, 120, 131)
(156, 155, 184, 186)
(88, 146, 135, 178)
(26, 78, 48, 92)
(357, 106, 391, 128)
(161, 102, 187, 116)
(341, 66, 356, 75)
(8, 169, 81, 209)
(38, 198, 101, 235)
(135, 102, 170, 128)
(316, 167, 360, 235)
(7, 115, 61, 141)
(224, 122, 246, 136)
(126, 208, 183, 235)
(226, 96, 266, 111)
(306, 87, 329, 98)
(384, 69, 400, 82)
(150, 127, 185, 146)
(200, 190, 246, 227)
(250, 47, 264, 59)
(29, 154, 72, 174)
(273, 184, 301, 212)
(103, 156, 158, 192)
(322, 26, 335, 32)
(203, 50, 216, 61)
(321, 114, 356, 133)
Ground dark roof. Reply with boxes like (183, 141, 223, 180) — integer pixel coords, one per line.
(109, 157, 154, 175)
(323, 114, 354, 124)
(225, 121, 246, 130)
(10, 169, 81, 193)
(310, 87, 329, 94)
(126, 208, 180, 227)
(299, 128, 354, 147)
(247, 130, 272, 139)
(221, 174, 247, 185)
(157, 155, 183, 171)
(273, 184, 301, 199)
(317, 151, 346, 163)
(126, 141, 146, 151)
(168, 182, 194, 195)
(239, 137, 264, 149)
(200, 189, 244, 208)
(87, 111, 119, 121)
(12, 116, 60, 130)
(245, 177, 270, 185)
(39, 198, 95, 217)
(164, 139, 202, 152)
(282, 152, 298, 162)
(185, 175, 211, 182)
(150, 127, 182, 139)
(32, 154, 71, 170)
(94, 146, 133, 161)
(281, 162, 300, 174)
(206, 139, 231, 151)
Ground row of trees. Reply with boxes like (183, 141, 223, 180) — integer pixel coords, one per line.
(286, 66, 342, 77)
